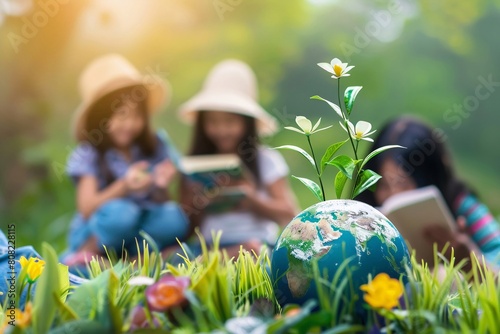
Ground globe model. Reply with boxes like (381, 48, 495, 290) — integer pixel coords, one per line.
(271, 200, 411, 313)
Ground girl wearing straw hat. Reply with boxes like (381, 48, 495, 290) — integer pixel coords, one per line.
(178, 59, 298, 255)
(64, 54, 188, 265)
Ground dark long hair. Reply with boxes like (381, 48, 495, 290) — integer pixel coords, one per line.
(356, 116, 468, 215)
(189, 111, 261, 185)
(82, 85, 156, 185)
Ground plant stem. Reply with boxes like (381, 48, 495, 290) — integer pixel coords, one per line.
(350, 166, 359, 200)
(143, 299, 156, 328)
(349, 141, 361, 199)
(337, 79, 359, 161)
(306, 135, 326, 201)
(338, 79, 360, 199)
(26, 283, 33, 303)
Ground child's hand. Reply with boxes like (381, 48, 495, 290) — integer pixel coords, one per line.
(153, 160, 177, 189)
(234, 179, 258, 210)
(125, 161, 153, 193)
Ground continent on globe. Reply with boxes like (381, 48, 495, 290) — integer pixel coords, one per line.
(271, 200, 411, 312)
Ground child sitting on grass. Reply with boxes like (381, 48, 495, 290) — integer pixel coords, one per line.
(64, 54, 188, 265)
(357, 116, 500, 271)
(178, 59, 299, 256)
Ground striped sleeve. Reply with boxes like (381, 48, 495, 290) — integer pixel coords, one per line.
(454, 192, 500, 265)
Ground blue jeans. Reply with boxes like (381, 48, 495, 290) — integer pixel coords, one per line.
(67, 199, 189, 255)
(0, 230, 85, 309)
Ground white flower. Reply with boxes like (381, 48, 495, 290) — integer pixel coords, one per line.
(317, 58, 355, 79)
(296, 116, 312, 133)
(285, 116, 332, 135)
(128, 276, 155, 286)
(340, 120, 376, 142)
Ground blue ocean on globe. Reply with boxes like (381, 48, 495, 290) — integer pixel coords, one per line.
(271, 200, 411, 313)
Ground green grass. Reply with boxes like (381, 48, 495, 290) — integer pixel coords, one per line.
(4, 235, 500, 333)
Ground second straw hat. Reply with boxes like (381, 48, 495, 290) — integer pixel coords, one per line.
(178, 59, 277, 136)
(73, 54, 169, 142)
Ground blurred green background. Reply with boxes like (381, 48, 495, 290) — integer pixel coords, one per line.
(1, 0, 500, 253)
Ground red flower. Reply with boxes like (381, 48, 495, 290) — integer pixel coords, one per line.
(145, 275, 190, 312)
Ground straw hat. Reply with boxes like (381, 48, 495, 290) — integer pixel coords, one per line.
(72, 54, 169, 141)
(178, 59, 277, 136)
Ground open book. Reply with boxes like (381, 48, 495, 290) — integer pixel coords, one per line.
(378, 185, 456, 264)
(159, 129, 245, 212)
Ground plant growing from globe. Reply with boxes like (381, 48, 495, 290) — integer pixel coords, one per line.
(271, 58, 411, 315)
(276, 57, 402, 201)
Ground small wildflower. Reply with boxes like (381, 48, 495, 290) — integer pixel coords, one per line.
(285, 116, 332, 135)
(317, 58, 354, 79)
(145, 275, 190, 312)
(340, 120, 376, 142)
(360, 273, 404, 310)
(2, 303, 33, 329)
(19, 256, 45, 283)
(129, 306, 160, 331)
(128, 276, 155, 287)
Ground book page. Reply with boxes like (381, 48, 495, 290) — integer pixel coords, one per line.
(379, 186, 456, 264)
(180, 154, 240, 174)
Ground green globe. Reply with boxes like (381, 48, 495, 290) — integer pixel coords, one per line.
(271, 200, 411, 313)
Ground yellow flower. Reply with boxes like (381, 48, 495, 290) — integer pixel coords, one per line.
(317, 58, 355, 79)
(19, 256, 45, 283)
(1, 303, 32, 331)
(360, 273, 403, 310)
(16, 303, 32, 329)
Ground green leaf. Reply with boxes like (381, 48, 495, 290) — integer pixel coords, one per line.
(65, 271, 114, 331)
(310, 95, 343, 119)
(139, 231, 162, 280)
(353, 169, 382, 198)
(57, 263, 70, 301)
(334, 171, 348, 199)
(32, 243, 61, 334)
(274, 145, 316, 168)
(344, 86, 363, 116)
(53, 293, 78, 322)
(327, 155, 359, 179)
(320, 140, 348, 173)
(322, 324, 367, 334)
(48, 320, 110, 334)
(360, 145, 405, 170)
(214, 270, 233, 321)
(268, 300, 317, 334)
(292, 175, 323, 201)
(293, 311, 334, 332)
(107, 270, 123, 334)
